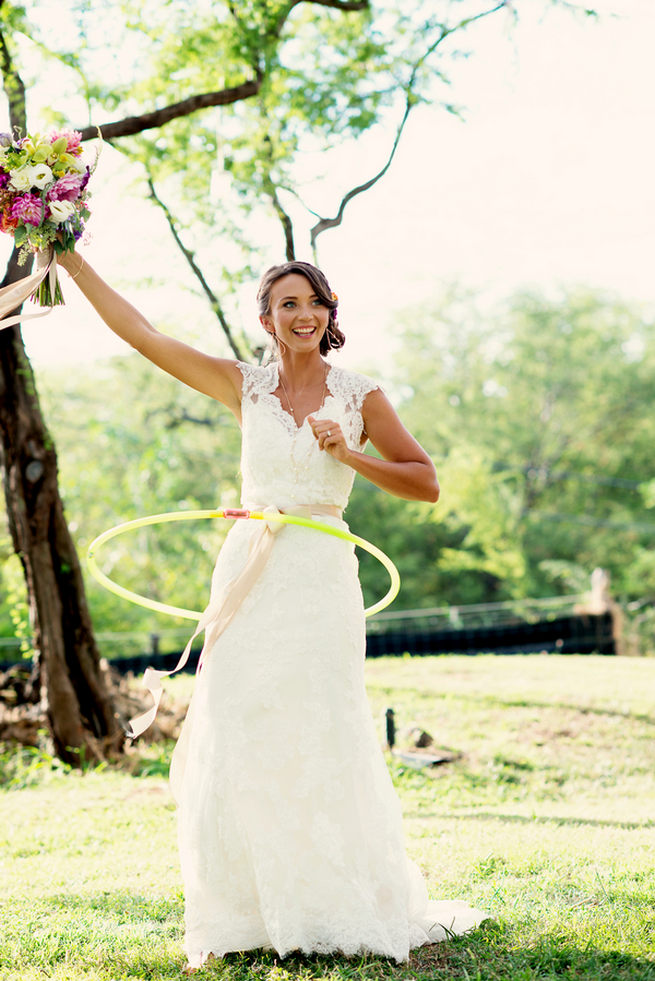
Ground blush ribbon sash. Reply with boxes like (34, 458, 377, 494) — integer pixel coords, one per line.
(125, 503, 343, 739)
(0, 248, 58, 330)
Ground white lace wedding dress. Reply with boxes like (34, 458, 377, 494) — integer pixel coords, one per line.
(169, 361, 487, 968)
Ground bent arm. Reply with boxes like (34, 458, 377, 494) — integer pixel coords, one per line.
(58, 252, 242, 415)
(312, 388, 439, 502)
(357, 389, 439, 501)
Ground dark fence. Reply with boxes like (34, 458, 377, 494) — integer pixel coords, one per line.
(0, 597, 616, 676)
(365, 611, 615, 658)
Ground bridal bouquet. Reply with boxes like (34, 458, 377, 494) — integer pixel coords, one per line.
(0, 129, 93, 308)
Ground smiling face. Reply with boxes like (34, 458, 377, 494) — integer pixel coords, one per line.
(260, 273, 330, 354)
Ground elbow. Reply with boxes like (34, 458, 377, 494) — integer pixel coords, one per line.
(424, 463, 440, 503)
(414, 469, 439, 503)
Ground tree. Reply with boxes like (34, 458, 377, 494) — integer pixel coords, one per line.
(0, 0, 595, 758)
(0, 5, 124, 761)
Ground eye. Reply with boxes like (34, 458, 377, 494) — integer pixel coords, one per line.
(312, 298, 324, 307)
(282, 301, 296, 308)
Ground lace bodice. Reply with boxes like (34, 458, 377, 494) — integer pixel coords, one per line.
(237, 362, 378, 511)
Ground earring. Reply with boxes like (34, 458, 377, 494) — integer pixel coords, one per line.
(326, 319, 338, 349)
(265, 326, 286, 358)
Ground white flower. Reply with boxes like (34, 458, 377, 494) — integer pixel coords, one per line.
(48, 199, 75, 224)
(27, 162, 54, 190)
(9, 166, 34, 192)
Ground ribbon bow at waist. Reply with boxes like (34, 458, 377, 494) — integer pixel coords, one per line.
(125, 503, 343, 738)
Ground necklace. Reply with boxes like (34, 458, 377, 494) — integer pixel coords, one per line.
(278, 362, 328, 427)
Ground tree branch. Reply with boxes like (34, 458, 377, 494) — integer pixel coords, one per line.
(269, 182, 296, 261)
(145, 175, 249, 362)
(0, 14, 34, 289)
(261, 136, 296, 260)
(301, 0, 369, 9)
(76, 2, 369, 144)
(308, 0, 511, 257)
(309, 99, 411, 260)
(76, 75, 262, 142)
(273, 1, 370, 47)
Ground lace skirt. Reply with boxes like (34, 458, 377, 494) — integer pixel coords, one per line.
(170, 518, 487, 967)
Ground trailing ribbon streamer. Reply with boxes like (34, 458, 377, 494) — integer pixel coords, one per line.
(87, 506, 401, 738)
(0, 248, 58, 330)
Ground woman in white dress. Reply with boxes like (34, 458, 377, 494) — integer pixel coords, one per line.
(58, 252, 488, 970)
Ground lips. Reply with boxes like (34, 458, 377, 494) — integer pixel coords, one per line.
(293, 327, 316, 335)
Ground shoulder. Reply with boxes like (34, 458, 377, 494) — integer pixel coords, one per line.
(327, 364, 380, 411)
(237, 360, 278, 398)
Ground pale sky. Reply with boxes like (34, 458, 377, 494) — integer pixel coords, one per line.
(6, 1, 655, 373)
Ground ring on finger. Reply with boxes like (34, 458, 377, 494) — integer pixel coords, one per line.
(327, 430, 332, 437)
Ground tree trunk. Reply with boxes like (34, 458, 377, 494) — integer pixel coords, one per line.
(0, 248, 124, 764)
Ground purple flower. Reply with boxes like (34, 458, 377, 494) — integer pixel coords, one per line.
(47, 172, 83, 202)
(0, 172, 9, 189)
(11, 193, 44, 227)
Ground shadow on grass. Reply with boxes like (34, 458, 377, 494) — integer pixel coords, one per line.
(142, 920, 655, 980)
(5, 901, 655, 980)
(382, 685, 655, 728)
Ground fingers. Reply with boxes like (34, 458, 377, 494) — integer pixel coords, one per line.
(308, 416, 344, 452)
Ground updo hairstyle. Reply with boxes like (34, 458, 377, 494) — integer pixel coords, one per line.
(256, 260, 346, 355)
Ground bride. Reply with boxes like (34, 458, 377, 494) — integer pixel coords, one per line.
(58, 251, 488, 969)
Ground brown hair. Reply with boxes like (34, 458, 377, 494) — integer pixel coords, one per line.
(256, 260, 346, 355)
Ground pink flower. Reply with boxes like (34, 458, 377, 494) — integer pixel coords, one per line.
(47, 172, 83, 202)
(10, 193, 44, 227)
(50, 129, 82, 153)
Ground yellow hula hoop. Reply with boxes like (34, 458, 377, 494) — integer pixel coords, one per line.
(87, 508, 400, 620)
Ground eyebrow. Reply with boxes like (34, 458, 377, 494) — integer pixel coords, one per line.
(278, 293, 319, 301)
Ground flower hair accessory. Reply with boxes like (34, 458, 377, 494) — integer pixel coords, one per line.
(331, 291, 338, 303)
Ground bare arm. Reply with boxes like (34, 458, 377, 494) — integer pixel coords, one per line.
(58, 252, 243, 416)
(308, 387, 439, 502)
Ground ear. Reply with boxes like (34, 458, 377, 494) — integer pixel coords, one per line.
(260, 315, 274, 335)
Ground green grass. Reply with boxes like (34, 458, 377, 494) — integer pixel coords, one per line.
(1, 654, 654, 980)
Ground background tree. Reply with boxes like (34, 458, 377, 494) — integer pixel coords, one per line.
(0, 1, 122, 762)
(379, 287, 655, 604)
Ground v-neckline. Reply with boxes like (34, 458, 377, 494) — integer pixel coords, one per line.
(270, 362, 333, 432)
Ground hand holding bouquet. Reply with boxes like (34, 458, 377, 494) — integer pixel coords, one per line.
(0, 128, 95, 325)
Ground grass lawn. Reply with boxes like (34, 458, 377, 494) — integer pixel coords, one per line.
(1, 654, 654, 980)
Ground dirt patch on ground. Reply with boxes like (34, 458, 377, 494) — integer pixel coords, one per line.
(0, 662, 190, 748)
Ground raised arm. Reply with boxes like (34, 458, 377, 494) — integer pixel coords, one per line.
(57, 252, 243, 417)
(309, 387, 439, 502)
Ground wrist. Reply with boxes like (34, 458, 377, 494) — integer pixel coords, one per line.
(59, 253, 84, 279)
(339, 445, 359, 468)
